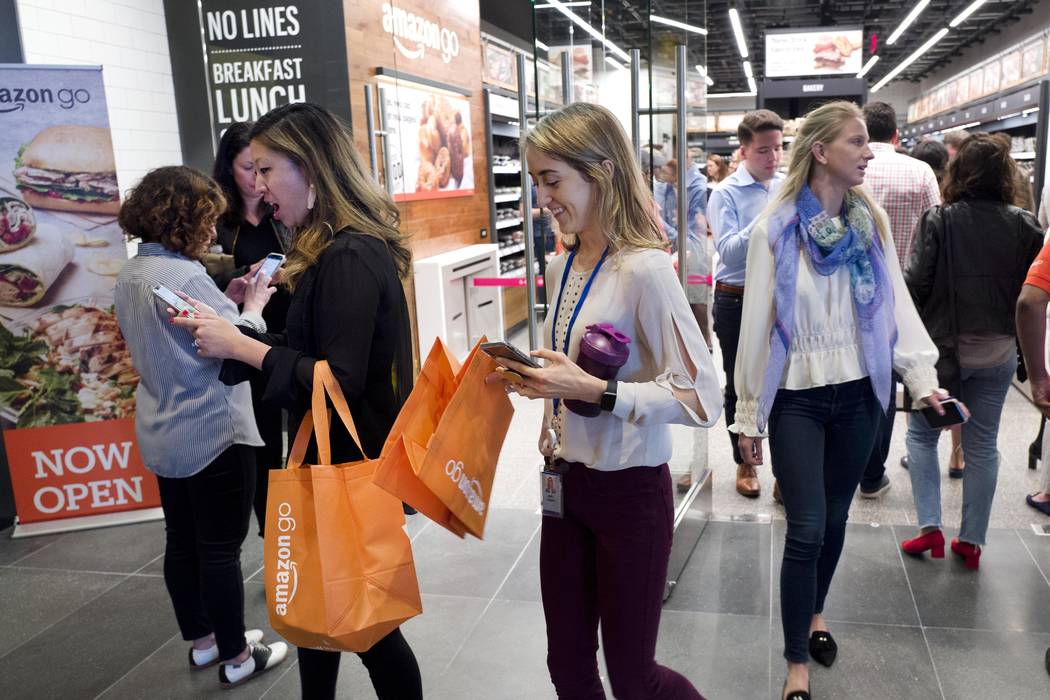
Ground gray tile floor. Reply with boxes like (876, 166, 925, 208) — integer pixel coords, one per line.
(3, 328, 1050, 698)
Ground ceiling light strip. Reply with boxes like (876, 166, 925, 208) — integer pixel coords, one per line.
(743, 60, 753, 79)
(534, 1, 591, 8)
(709, 91, 757, 98)
(887, 0, 931, 45)
(871, 27, 949, 92)
(650, 15, 708, 35)
(544, 0, 631, 61)
(856, 55, 880, 78)
(728, 9, 748, 58)
(950, 0, 988, 27)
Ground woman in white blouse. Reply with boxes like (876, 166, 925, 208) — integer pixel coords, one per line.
(732, 102, 943, 700)
(494, 103, 722, 699)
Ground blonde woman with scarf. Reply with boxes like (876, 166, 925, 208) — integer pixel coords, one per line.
(731, 101, 945, 700)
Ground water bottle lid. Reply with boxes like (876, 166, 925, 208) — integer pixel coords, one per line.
(579, 323, 631, 366)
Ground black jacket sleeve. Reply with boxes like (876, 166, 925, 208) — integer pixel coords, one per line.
(260, 243, 382, 410)
(905, 206, 942, 313)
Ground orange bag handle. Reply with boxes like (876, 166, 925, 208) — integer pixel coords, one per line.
(285, 361, 367, 469)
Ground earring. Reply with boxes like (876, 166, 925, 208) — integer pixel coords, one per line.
(307, 185, 316, 210)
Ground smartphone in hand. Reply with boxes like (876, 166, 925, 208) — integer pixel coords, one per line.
(920, 397, 968, 428)
(255, 252, 285, 280)
(480, 341, 541, 369)
(153, 285, 196, 318)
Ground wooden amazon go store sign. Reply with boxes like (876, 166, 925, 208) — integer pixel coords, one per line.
(347, 0, 490, 258)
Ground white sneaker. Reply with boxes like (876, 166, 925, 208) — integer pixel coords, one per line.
(188, 629, 265, 670)
(218, 641, 288, 689)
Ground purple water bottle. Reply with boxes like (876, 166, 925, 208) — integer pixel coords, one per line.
(565, 323, 631, 417)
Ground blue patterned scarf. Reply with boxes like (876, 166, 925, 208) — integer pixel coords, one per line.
(756, 185, 897, 432)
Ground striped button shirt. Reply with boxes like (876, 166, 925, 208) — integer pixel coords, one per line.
(863, 142, 941, 264)
(115, 243, 265, 479)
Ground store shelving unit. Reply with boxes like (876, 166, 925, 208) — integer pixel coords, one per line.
(901, 80, 1049, 204)
(483, 87, 530, 331)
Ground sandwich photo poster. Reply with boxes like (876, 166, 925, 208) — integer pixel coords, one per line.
(380, 79, 474, 202)
(0, 65, 159, 533)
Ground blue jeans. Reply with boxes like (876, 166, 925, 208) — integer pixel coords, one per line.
(905, 357, 1016, 546)
(769, 379, 882, 663)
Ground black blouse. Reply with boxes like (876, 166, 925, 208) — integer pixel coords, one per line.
(227, 230, 413, 464)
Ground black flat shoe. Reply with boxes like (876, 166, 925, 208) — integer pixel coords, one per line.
(809, 630, 837, 667)
(782, 681, 811, 700)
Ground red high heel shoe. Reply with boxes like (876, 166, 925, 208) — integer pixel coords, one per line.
(901, 529, 945, 558)
(951, 538, 981, 569)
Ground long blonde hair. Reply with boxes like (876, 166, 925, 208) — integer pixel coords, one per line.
(774, 101, 888, 243)
(524, 103, 663, 253)
(249, 103, 411, 289)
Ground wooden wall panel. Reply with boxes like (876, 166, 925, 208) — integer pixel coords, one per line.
(342, 0, 489, 260)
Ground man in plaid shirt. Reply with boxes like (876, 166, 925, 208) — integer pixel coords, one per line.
(861, 102, 942, 264)
(858, 102, 942, 499)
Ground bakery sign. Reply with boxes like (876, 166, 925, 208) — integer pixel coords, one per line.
(765, 27, 864, 78)
(0, 65, 160, 535)
(381, 2, 461, 64)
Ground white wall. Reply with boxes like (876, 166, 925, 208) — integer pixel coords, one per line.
(15, 0, 183, 193)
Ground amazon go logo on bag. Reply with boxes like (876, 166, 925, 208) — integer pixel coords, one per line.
(445, 459, 486, 515)
(272, 502, 299, 616)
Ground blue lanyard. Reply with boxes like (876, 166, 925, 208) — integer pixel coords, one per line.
(551, 246, 609, 417)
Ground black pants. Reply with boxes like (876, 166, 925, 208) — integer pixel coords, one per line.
(298, 628, 422, 699)
(768, 379, 881, 662)
(156, 443, 256, 660)
(250, 373, 285, 536)
(860, 374, 899, 491)
(713, 289, 744, 465)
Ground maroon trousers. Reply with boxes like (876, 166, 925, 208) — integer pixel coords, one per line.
(540, 462, 705, 700)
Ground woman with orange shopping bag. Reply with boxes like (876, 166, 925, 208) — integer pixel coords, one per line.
(492, 103, 723, 699)
(171, 103, 420, 700)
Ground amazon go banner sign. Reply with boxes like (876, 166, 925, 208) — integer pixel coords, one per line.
(5, 420, 159, 523)
(0, 65, 158, 530)
(199, 1, 350, 146)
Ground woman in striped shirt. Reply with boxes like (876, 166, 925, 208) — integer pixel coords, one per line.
(115, 165, 287, 689)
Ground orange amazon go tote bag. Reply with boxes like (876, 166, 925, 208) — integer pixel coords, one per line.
(264, 362, 422, 652)
(374, 338, 514, 539)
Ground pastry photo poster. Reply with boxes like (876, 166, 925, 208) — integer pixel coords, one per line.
(0, 64, 159, 532)
(380, 79, 474, 202)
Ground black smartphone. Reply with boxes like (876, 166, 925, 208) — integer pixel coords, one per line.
(920, 397, 968, 428)
(480, 341, 540, 369)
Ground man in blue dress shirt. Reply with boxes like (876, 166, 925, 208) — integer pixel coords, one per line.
(657, 153, 710, 346)
(707, 110, 785, 499)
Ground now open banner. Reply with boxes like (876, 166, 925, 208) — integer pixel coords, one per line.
(0, 65, 159, 532)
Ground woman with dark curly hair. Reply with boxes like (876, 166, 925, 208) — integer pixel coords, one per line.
(114, 165, 288, 689)
(901, 133, 1043, 569)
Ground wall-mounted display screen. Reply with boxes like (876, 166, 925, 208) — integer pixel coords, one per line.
(765, 28, 863, 78)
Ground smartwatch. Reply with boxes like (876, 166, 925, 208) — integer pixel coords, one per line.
(600, 380, 618, 412)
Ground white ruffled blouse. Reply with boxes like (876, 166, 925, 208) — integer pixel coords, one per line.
(731, 200, 940, 438)
(543, 248, 723, 471)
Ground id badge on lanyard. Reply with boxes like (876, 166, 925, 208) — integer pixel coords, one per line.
(539, 428, 563, 518)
